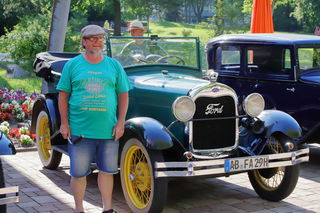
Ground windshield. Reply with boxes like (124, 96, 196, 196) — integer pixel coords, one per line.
(298, 47, 320, 73)
(106, 36, 200, 68)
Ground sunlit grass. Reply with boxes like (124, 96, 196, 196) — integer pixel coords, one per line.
(0, 67, 42, 93)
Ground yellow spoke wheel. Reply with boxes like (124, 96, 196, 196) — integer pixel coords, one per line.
(248, 135, 300, 201)
(36, 111, 61, 169)
(120, 138, 167, 213)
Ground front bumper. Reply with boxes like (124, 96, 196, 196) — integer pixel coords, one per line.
(155, 148, 309, 178)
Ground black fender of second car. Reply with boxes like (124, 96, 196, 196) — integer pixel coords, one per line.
(0, 132, 16, 155)
(30, 96, 60, 139)
(258, 110, 302, 139)
(0, 130, 19, 208)
(121, 117, 186, 153)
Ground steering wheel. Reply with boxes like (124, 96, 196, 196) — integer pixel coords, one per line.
(131, 54, 149, 64)
(145, 54, 163, 62)
(155, 55, 185, 65)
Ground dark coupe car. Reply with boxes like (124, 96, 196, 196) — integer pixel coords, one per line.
(206, 33, 320, 143)
(32, 36, 309, 213)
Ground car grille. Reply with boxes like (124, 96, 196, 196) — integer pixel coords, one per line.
(192, 96, 236, 150)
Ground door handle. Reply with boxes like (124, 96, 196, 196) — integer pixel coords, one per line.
(286, 87, 295, 92)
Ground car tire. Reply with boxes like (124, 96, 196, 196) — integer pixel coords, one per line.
(248, 134, 299, 201)
(0, 158, 6, 213)
(36, 110, 62, 169)
(120, 138, 168, 213)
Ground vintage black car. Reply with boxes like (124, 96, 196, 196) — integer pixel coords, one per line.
(32, 36, 309, 213)
(0, 132, 19, 212)
(206, 33, 320, 144)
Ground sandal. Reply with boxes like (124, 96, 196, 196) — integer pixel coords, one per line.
(102, 209, 117, 213)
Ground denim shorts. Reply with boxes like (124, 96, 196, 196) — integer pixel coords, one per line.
(68, 135, 119, 178)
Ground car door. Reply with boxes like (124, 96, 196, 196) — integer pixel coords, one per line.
(240, 45, 296, 110)
(293, 46, 320, 133)
(243, 45, 320, 134)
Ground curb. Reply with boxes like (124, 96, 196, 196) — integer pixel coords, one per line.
(16, 146, 37, 152)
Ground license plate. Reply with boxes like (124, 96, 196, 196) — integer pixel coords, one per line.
(225, 156, 269, 172)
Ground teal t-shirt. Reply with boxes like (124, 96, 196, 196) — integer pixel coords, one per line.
(56, 54, 132, 139)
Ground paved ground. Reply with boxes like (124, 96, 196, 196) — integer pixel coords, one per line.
(2, 144, 320, 213)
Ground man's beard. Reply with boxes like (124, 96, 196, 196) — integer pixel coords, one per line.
(87, 48, 102, 55)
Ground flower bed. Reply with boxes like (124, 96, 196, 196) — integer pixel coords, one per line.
(0, 88, 40, 147)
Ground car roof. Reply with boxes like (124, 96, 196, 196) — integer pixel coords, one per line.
(207, 33, 320, 46)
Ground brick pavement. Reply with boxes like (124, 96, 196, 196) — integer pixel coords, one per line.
(1, 144, 320, 213)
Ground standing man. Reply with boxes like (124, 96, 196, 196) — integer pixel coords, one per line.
(57, 24, 131, 213)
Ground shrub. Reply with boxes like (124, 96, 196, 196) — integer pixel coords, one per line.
(19, 126, 28, 135)
(182, 29, 192, 37)
(195, 22, 209, 29)
(1, 121, 9, 128)
(20, 134, 33, 146)
(0, 13, 50, 74)
(0, 125, 9, 135)
(64, 12, 87, 52)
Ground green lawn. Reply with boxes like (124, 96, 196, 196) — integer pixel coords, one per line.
(0, 68, 42, 93)
(121, 21, 215, 46)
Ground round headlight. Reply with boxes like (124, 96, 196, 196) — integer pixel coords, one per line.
(243, 93, 265, 117)
(172, 96, 196, 122)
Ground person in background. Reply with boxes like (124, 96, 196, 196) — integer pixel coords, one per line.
(118, 21, 166, 64)
(57, 24, 131, 213)
(314, 26, 320, 36)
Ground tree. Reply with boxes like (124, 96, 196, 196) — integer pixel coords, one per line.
(113, 0, 121, 35)
(157, 0, 184, 21)
(48, 0, 71, 52)
(243, 0, 283, 14)
(291, 0, 320, 32)
(0, 0, 51, 35)
(212, 0, 225, 36)
(188, 0, 210, 23)
(122, 0, 155, 19)
(273, 0, 300, 32)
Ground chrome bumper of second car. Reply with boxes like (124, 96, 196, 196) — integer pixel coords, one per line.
(0, 186, 19, 205)
(154, 148, 309, 178)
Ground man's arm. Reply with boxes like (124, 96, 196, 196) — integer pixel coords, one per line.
(112, 92, 129, 141)
(58, 91, 70, 139)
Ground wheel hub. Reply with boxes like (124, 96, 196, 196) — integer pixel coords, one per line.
(134, 162, 150, 191)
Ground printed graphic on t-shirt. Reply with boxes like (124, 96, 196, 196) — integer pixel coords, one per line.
(80, 76, 109, 112)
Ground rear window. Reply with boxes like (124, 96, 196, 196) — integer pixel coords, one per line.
(298, 47, 320, 73)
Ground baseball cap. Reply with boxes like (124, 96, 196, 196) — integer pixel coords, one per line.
(81, 25, 105, 38)
(128, 21, 145, 31)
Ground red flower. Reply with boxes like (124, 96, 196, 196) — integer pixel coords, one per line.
(9, 128, 21, 139)
(28, 133, 36, 140)
(21, 104, 31, 116)
(3, 113, 11, 120)
(6, 106, 13, 113)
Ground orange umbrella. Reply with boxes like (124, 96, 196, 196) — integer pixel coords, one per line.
(250, 0, 274, 33)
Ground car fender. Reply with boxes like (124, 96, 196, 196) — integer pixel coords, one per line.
(122, 117, 174, 150)
(258, 110, 302, 139)
(0, 132, 16, 155)
(30, 96, 59, 134)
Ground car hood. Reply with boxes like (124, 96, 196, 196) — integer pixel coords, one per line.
(131, 72, 210, 94)
(300, 70, 320, 84)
